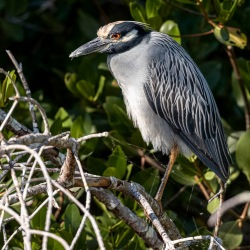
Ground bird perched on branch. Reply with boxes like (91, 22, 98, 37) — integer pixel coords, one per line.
(70, 21, 232, 201)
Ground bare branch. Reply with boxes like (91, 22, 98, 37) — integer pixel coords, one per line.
(130, 183, 175, 249)
(57, 149, 76, 186)
(91, 187, 164, 250)
(0, 144, 54, 249)
(208, 191, 250, 227)
(0, 109, 31, 135)
(51, 180, 105, 250)
(173, 235, 225, 250)
(0, 100, 19, 132)
(6, 50, 39, 133)
(9, 96, 50, 135)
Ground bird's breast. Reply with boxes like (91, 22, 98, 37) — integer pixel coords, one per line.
(107, 48, 192, 157)
(107, 49, 148, 88)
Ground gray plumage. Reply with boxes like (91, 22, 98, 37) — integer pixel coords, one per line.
(70, 21, 232, 182)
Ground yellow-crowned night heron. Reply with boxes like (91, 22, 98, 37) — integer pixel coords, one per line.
(70, 21, 232, 201)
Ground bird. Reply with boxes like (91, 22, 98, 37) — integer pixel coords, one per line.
(70, 21, 232, 201)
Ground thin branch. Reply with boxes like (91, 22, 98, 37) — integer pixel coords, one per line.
(6, 50, 39, 133)
(194, 175, 210, 200)
(1, 190, 60, 250)
(208, 191, 250, 227)
(51, 180, 105, 250)
(239, 202, 250, 228)
(91, 187, 164, 250)
(77, 131, 109, 143)
(9, 96, 50, 134)
(136, 148, 165, 172)
(0, 204, 33, 250)
(29, 230, 70, 249)
(130, 182, 175, 249)
(0, 100, 19, 132)
(57, 149, 76, 186)
(172, 235, 225, 250)
(196, 0, 216, 27)
(170, 29, 213, 39)
(0, 144, 54, 249)
(6, 155, 31, 249)
(166, 0, 217, 18)
(213, 181, 226, 238)
(107, 177, 183, 242)
(6, 173, 183, 245)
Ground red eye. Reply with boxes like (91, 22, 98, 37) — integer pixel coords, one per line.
(110, 33, 121, 40)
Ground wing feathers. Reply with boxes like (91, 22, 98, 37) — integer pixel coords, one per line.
(144, 37, 231, 181)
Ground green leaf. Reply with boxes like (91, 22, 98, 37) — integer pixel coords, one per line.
(116, 227, 135, 248)
(204, 171, 215, 181)
(232, 77, 249, 109)
(219, 221, 243, 249)
(221, 0, 241, 22)
(213, 25, 247, 49)
(229, 166, 240, 181)
(104, 145, 127, 179)
(125, 163, 133, 181)
(160, 20, 181, 44)
(147, 16, 162, 30)
(227, 131, 244, 154)
(31, 241, 41, 250)
(64, 72, 80, 97)
(132, 167, 159, 195)
(146, 0, 162, 18)
(129, 2, 147, 23)
(30, 206, 47, 229)
(213, 0, 240, 22)
(213, 0, 222, 16)
(0, 70, 16, 107)
(103, 96, 134, 136)
(79, 138, 98, 160)
(83, 113, 94, 135)
(93, 75, 105, 101)
(86, 156, 107, 175)
(71, 116, 85, 138)
(55, 107, 73, 128)
(98, 62, 109, 71)
(64, 203, 81, 234)
(50, 117, 62, 135)
(103, 167, 120, 178)
(207, 197, 219, 214)
(171, 157, 197, 186)
(207, 177, 219, 194)
(236, 131, 250, 183)
(71, 113, 94, 139)
(76, 79, 95, 101)
(48, 229, 71, 250)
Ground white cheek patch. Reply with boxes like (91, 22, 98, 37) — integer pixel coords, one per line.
(120, 29, 138, 42)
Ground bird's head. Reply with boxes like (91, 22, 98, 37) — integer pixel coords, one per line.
(69, 21, 151, 58)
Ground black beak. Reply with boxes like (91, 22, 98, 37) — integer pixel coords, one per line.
(69, 37, 110, 58)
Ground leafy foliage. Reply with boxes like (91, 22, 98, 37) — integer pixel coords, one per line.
(1, 0, 250, 249)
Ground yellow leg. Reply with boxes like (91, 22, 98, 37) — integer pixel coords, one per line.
(155, 146, 178, 202)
